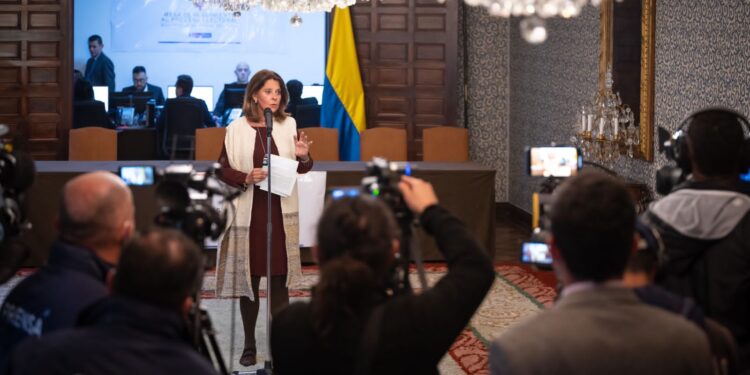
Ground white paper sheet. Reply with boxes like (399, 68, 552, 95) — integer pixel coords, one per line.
(256, 154, 300, 197)
(297, 172, 327, 247)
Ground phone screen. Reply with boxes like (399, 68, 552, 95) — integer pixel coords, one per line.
(520, 241, 552, 266)
(119, 166, 155, 186)
(528, 147, 581, 177)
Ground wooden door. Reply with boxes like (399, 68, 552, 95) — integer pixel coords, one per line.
(351, 0, 458, 160)
(0, 0, 72, 160)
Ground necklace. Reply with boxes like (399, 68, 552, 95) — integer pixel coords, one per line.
(253, 126, 269, 166)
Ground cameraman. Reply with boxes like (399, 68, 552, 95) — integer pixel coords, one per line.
(643, 109, 750, 369)
(271, 176, 494, 374)
(0, 171, 134, 369)
(6, 229, 217, 374)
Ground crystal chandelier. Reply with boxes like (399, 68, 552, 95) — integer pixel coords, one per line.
(190, 0, 356, 14)
(462, 0, 605, 44)
(572, 66, 639, 164)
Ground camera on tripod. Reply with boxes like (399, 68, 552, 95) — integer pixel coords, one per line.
(328, 157, 422, 294)
(520, 145, 582, 269)
(119, 164, 235, 245)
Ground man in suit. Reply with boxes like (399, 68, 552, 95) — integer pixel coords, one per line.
(0, 172, 134, 370)
(122, 66, 165, 105)
(285, 79, 319, 119)
(213, 62, 250, 124)
(84, 35, 115, 92)
(490, 171, 712, 375)
(156, 74, 214, 158)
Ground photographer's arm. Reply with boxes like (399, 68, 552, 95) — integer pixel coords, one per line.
(384, 176, 495, 362)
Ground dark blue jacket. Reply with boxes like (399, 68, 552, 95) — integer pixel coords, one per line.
(7, 296, 217, 375)
(0, 240, 111, 372)
(84, 52, 115, 92)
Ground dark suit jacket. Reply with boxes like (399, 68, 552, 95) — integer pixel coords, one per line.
(490, 287, 713, 375)
(122, 84, 165, 105)
(73, 100, 114, 129)
(84, 53, 115, 92)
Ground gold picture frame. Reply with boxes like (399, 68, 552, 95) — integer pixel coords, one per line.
(599, 0, 656, 161)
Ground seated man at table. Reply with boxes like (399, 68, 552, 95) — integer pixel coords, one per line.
(156, 74, 213, 158)
(73, 78, 114, 129)
(122, 66, 165, 105)
(213, 62, 250, 123)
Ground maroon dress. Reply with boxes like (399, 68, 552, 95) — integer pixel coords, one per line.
(217, 126, 313, 276)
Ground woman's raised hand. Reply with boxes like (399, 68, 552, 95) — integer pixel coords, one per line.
(294, 131, 312, 158)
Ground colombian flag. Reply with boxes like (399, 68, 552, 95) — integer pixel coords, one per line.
(320, 6, 366, 161)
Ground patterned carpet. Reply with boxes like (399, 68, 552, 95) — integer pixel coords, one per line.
(1, 263, 558, 374)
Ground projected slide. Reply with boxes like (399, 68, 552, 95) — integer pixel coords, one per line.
(111, 0, 288, 52)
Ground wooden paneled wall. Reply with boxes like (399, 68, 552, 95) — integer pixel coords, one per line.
(0, 0, 71, 160)
(350, 0, 458, 160)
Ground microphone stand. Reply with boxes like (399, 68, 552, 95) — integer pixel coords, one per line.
(261, 108, 274, 374)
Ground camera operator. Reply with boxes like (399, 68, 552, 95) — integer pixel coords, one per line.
(490, 171, 712, 375)
(6, 228, 217, 375)
(643, 109, 750, 370)
(270, 176, 494, 374)
(0, 171, 134, 369)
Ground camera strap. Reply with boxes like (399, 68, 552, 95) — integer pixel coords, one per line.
(353, 303, 386, 375)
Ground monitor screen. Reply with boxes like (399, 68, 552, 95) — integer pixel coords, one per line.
(110, 91, 154, 114)
(93, 86, 109, 112)
(302, 85, 324, 104)
(168, 86, 214, 112)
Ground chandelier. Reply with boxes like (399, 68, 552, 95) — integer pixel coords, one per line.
(190, 0, 356, 14)
(571, 66, 639, 164)
(462, 0, 605, 43)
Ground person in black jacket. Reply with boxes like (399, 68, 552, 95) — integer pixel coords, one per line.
(7, 228, 217, 375)
(271, 176, 494, 374)
(642, 109, 750, 371)
(73, 78, 114, 129)
(0, 172, 135, 370)
(122, 66, 165, 105)
(84, 34, 115, 92)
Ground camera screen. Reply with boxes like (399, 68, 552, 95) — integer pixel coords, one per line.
(528, 147, 581, 177)
(119, 166, 155, 186)
(520, 242, 552, 266)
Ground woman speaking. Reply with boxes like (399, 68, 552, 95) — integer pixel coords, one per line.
(215, 69, 313, 367)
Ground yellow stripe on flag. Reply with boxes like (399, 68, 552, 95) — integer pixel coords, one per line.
(326, 6, 366, 133)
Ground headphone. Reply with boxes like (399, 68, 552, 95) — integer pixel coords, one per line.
(657, 107, 750, 195)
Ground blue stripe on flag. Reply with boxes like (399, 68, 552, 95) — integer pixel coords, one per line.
(320, 76, 361, 161)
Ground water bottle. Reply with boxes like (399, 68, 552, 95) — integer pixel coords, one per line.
(146, 99, 156, 127)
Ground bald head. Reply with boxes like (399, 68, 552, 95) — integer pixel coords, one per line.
(58, 171, 134, 257)
(235, 62, 250, 84)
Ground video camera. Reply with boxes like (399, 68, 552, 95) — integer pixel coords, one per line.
(328, 157, 423, 294)
(119, 164, 237, 245)
(0, 126, 35, 285)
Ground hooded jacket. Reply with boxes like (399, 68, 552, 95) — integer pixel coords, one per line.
(642, 180, 750, 360)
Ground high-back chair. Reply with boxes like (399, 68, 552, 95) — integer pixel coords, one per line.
(301, 127, 339, 161)
(360, 127, 407, 161)
(195, 127, 227, 161)
(422, 126, 469, 162)
(162, 98, 204, 159)
(69, 127, 117, 161)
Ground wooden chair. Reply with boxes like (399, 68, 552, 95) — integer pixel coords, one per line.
(301, 127, 339, 161)
(360, 127, 407, 161)
(195, 127, 227, 161)
(422, 126, 469, 162)
(69, 127, 117, 161)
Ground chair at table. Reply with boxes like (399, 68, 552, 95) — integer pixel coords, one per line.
(195, 128, 227, 161)
(422, 126, 469, 162)
(360, 127, 407, 161)
(295, 104, 321, 129)
(161, 98, 204, 160)
(69, 127, 117, 161)
(302, 127, 339, 161)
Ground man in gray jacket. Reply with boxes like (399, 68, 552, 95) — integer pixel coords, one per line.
(490, 171, 712, 375)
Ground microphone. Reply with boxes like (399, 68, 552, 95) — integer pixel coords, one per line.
(264, 108, 273, 131)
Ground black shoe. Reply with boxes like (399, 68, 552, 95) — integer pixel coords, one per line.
(240, 348, 257, 367)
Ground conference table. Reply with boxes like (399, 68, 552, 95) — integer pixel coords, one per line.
(21, 161, 496, 266)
